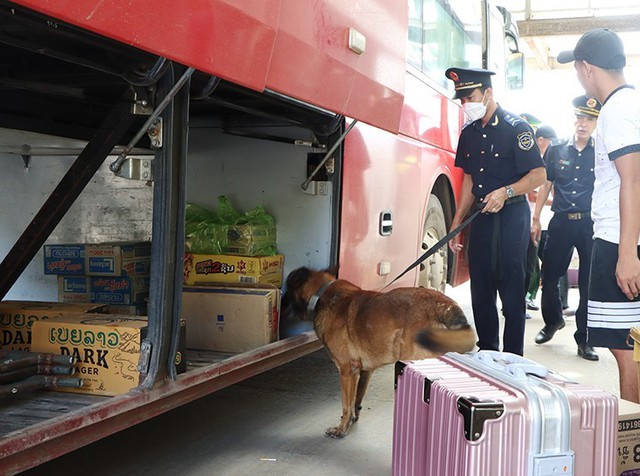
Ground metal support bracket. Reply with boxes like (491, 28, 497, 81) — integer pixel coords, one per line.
(148, 118, 163, 149)
(112, 155, 154, 181)
(137, 340, 153, 374)
(301, 119, 357, 191)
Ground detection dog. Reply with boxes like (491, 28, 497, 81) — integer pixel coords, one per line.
(283, 267, 476, 438)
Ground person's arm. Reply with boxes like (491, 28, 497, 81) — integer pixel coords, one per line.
(531, 180, 552, 246)
(614, 151, 640, 299)
(449, 173, 474, 253)
(480, 166, 546, 214)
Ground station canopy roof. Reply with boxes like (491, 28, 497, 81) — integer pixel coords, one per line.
(497, 0, 640, 70)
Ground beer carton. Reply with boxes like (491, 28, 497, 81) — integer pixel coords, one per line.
(181, 286, 280, 353)
(57, 275, 150, 305)
(32, 314, 147, 396)
(0, 301, 107, 351)
(44, 242, 151, 276)
(183, 253, 284, 287)
(31, 314, 186, 396)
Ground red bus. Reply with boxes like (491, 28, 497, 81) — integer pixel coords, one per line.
(0, 0, 521, 472)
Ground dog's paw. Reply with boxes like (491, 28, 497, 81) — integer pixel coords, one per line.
(325, 426, 348, 439)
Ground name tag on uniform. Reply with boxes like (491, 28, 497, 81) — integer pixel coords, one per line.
(559, 159, 571, 166)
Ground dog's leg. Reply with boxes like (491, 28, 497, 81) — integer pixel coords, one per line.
(326, 363, 360, 438)
(353, 369, 372, 421)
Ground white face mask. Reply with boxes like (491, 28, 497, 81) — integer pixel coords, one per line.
(462, 90, 489, 122)
(462, 101, 487, 122)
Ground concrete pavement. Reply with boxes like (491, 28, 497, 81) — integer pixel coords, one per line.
(23, 286, 619, 476)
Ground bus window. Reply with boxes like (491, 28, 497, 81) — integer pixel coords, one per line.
(507, 51, 525, 89)
(408, 0, 483, 90)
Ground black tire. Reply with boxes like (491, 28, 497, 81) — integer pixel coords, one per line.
(418, 194, 448, 292)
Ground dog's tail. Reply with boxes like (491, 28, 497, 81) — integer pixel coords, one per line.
(416, 325, 476, 354)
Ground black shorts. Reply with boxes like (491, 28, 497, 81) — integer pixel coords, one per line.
(587, 239, 640, 349)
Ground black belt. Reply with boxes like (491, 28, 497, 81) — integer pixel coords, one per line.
(559, 211, 590, 220)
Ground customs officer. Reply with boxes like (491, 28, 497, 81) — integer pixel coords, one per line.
(532, 96, 601, 361)
(446, 67, 546, 356)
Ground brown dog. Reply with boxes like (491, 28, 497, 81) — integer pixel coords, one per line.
(283, 267, 476, 438)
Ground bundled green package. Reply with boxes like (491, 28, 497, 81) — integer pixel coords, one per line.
(185, 196, 277, 256)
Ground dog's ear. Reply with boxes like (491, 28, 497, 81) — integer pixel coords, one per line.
(324, 265, 339, 278)
(286, 267, 311, 289)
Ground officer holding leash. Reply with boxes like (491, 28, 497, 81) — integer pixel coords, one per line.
(532, 95, 601, 361)
(446, 67, 546, 356)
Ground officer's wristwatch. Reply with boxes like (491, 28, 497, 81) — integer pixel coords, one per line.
(505, 185, 515, 199)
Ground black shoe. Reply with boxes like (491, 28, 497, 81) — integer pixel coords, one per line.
(535, 321, 566, 344)
(577, 344, 599, 361)
(526, 299, 539, 311)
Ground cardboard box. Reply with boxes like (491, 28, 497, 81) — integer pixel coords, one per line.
(31, 314, 187, 396)
(58, 275, 150, 305)
(183, 253, 284, 287)
(44, 242, 151, 276)
(618, 399, 640, 476)
(0, 301, 108, 351)
(181, 286, 280, 353)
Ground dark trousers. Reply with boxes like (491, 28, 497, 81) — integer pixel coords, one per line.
(468, 200, 529, 355)
(525, 239, 539, 298)
(540, 214, 593, 345)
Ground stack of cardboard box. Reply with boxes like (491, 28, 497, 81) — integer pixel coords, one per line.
(44, 242, 151, 315)
(181, 252, 285, 353)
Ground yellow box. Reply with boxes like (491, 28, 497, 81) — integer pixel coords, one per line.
(618, 399, 640, 475)
(0, 301, 108, 351)
(183, 253, 284, 287)
(181, 286, 280, 353)
(31, 313, 148, 396)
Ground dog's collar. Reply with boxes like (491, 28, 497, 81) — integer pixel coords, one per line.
(307, 279, 336, 313)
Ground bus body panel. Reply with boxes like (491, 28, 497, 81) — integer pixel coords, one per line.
(11, 0, 280, 92)
(10, 0, 406, 133)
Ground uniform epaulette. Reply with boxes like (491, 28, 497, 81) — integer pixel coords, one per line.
(550, 138, 568, 147)
(502, 112, 523, 128)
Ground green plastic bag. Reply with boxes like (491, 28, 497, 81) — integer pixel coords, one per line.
(185, 196, 277, 256)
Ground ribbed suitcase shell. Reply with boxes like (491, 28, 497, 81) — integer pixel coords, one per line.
(392, 352, 618, 476)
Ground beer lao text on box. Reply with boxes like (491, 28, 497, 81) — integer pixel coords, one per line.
(181, 286, 280, 353)
(44, 242, 151, 277)
(183, 253, 284, 286)
(31, 314, 187, 396)
(0, 301, 108, 351)
(31, 314, 148, 396)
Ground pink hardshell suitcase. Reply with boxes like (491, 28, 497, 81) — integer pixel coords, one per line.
(392, 351, 618, 476)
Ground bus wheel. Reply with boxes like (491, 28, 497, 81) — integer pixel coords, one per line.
(419, 194, 448, 292)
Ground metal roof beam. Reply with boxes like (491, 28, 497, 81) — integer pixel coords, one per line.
(517, 15, 640, 37)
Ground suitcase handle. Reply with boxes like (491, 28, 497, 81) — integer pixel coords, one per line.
(472, 351, 549, 380)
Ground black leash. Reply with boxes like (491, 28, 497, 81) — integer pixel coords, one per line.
(382, 207, 483, 289)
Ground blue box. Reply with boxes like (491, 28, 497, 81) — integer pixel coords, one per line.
(44, 242, 151, 276)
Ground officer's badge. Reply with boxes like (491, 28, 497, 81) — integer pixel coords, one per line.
(517, 131, 534, 151)
(587, 97, 598, 109)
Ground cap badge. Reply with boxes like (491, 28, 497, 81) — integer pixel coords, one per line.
(586, 97, 598, 108)
(449, 71, 459, 81)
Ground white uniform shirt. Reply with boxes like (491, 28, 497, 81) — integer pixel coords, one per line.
(592, 86, 640, 244)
